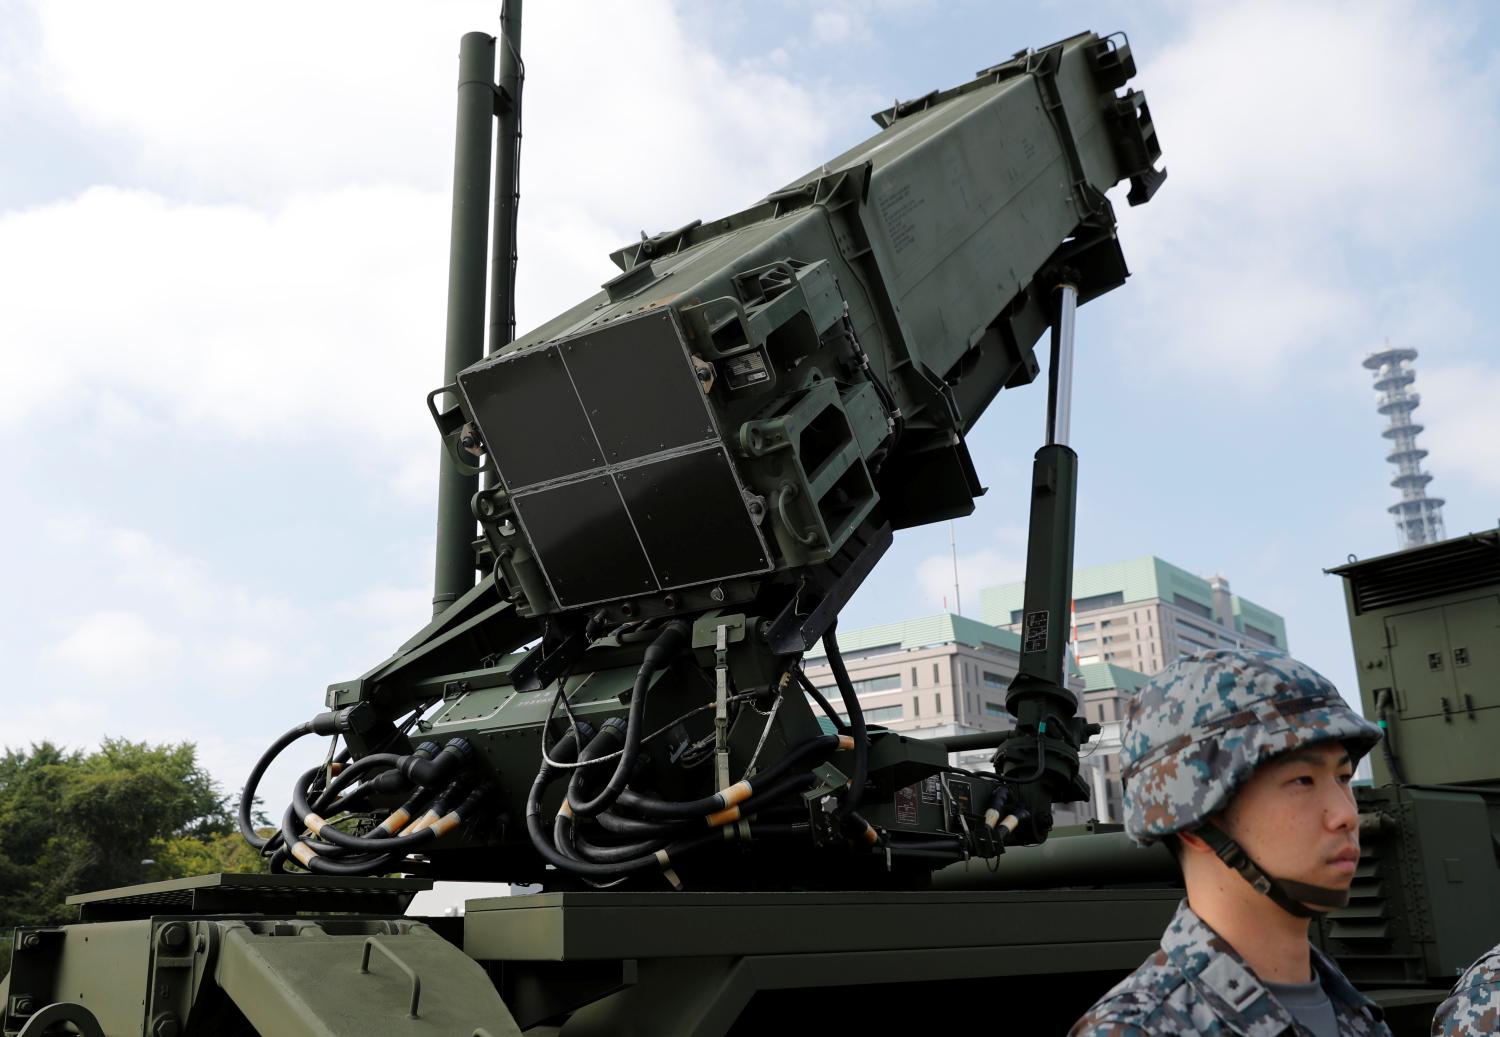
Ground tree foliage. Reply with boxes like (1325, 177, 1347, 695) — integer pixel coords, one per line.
(0, 739, 268, 933)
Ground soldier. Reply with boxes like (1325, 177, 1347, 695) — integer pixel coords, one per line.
(1431, 942, 1500, 1035)
(1070, 650, 1392, 1036)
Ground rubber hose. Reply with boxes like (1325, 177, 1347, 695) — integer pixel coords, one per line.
(239, 721, 313, 848)
(795, 669, 848, 732)
(822, 623, 868, 817)
(567, 621, 689, 819)
(613, 735, 841, 821)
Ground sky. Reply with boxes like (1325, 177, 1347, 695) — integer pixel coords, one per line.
(3, 0, 1499, 831)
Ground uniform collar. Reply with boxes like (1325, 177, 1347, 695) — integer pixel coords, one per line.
(1161, 900, 1383, 1035)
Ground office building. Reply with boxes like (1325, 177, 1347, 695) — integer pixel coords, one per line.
(1076, 662, 1152, 823)
(802, 614, 1094, 825)
(979, 556, 1288, 674)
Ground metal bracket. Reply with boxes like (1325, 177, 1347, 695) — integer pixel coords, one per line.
(714, 625, 732, 792)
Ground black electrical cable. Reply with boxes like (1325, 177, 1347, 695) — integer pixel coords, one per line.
(611, 734, 842, 821)
(567, 621, 689, 819)
(566, 719, 625, 809)
(239, 721, 314, 849)
(794, 668, 849, 732)
(528, 726, 726, 880)
(822, 622, 868, 819)
(249, 699, 435, 855)
(1009, 712, 1067, 786)
(279, 802, 393, 875)
(594, 810, 690, 838)
(563, 822, 670, 865)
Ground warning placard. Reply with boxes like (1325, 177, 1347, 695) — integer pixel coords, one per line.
(1022, 610, 1049, 653)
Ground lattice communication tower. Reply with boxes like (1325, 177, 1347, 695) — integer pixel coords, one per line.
(1364, 345, 1445, 548)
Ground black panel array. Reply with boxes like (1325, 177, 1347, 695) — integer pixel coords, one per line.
(459, 310, 771, 608)
(1342, 535, 1500, 615)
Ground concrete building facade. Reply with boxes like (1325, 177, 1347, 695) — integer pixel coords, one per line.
(1076, 661, 1151, 823)
(979, 556, 1289, 675)
(801, 614, 1095, 825)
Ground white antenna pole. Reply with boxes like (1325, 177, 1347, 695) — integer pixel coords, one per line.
(949, 521, 962, 615)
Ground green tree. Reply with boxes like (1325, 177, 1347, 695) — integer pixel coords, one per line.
(0, 739, 267, 933)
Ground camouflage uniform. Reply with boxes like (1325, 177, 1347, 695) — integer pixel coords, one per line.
(1072, 650, 1390, 1036)
(1431, 942, 1500, 1036)
(1069, 899, 1388, 1036)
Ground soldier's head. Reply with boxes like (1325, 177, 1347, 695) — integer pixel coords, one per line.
(1120, 649, 1382, 918)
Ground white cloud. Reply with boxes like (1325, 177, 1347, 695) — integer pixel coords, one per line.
(1115, 0, 1500, 381)
(1418, 362, 1500, 492)
(1, 1, 841, 498)
(813, 9, 866, 44)
(915, 525, 1027, 614)
(46, 609, 184, 683)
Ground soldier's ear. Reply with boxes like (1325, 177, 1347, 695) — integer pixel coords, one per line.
(1176, 829, 1212, 856)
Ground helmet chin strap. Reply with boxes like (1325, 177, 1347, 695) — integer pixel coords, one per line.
(1193, 824, 1350, 919)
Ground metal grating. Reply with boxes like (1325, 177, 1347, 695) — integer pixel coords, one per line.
(68, 874, 430, 921)
(1330, 533, 1500, 615)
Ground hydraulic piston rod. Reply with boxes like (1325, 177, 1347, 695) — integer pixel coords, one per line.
(997, 281, 1090, 839)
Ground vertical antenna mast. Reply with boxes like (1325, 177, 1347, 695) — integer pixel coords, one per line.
(949, 521, 961, 615)
(1364, 344, 1445, 549)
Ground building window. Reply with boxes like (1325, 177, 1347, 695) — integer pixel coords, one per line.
(836, 704, 904, 724)
(817, 674, 900, 696)
(913, 696, 920, 717)
(932, 663, 940, 684)
(1178, 620, 1220, 642)
(1075, 622, 1096, 634)
(1099, 619, 1113, 628)
(1075, 639, 1097, 651)
(1245, 624, 1279, 647)
(1010, 609, 1025, 624)
(1173, 594, 1214, 620)
(934, 693, 941, 714)
(1075, 591, 1125, 612)
(982, 670, 1006, 689)
(984, 701, 1006, 717)
(911, 666, 918, 687)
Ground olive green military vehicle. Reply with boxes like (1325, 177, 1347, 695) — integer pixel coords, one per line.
(2, 10, 1493, 1036)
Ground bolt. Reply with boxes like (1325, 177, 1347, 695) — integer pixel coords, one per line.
(20, 933, 41, 950)
(153, 1013, 182, 1037)
(159, 922, 188, 949)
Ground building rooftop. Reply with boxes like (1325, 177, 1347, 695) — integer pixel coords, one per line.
(978, 555, 1287, 647)
(805, 613, 1082, 678)
(806, 613, 1020, 659)
(1079, 661, 1152, 695)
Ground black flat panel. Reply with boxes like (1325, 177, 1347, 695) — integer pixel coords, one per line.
(460, 346, 601, 489)
(562, 311, 716, 464)
(515, 476, 656, 606)
(616, 447, 769, 588)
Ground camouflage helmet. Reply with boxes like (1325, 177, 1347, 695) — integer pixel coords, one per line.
(1121, 649, 1382, 847)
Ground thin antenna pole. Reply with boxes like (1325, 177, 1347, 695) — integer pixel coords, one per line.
(949, 521, 962, 615)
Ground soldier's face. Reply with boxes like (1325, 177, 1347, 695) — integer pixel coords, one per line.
(1220, 742, 1360, 899)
